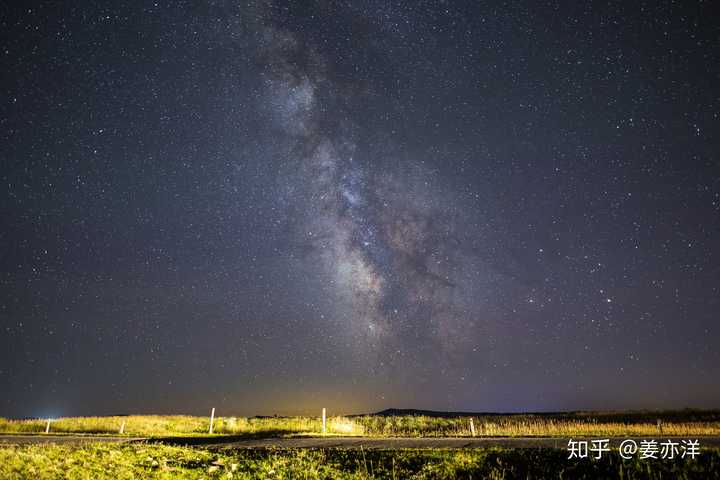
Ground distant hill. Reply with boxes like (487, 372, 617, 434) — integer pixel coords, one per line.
(364, 408, 585, 417)
(368, 408, 498, 418)
(359, 408, 720, 422)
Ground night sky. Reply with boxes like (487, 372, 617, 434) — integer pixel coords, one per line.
(2, 1, 719, 418)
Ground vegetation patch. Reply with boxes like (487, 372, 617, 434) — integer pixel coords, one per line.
(1, 411, 719, 438)
(1, 443, 718, 479)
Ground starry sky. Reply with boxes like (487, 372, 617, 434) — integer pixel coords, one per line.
(2, 1, 719, 418)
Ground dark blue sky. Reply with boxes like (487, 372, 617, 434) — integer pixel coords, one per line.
(1, 1, 719, 418)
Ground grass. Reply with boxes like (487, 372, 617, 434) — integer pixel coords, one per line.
(0, 443, 718, 479)
(1, 411, 719, 438)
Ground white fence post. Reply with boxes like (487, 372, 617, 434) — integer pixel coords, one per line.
(469, 417, 476, 437)
(119, 420, 126, 434)
(45, 419, 51, 434)
(209, 408, 216, 434)
(322, 408, 327, 434)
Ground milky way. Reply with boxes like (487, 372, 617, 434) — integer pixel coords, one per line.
(261, 25, 490, 369)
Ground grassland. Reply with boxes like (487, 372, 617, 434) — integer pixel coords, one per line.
(1, 410, 719, 438)
(1, 443, 718, 479)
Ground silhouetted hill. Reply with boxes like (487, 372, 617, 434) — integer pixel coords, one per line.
(360, 408, 720, 422)
(369, 408, 490, 418)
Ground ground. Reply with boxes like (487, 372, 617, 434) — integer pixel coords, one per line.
(1, 443, 720, 479)
(2, 412, 719, 478)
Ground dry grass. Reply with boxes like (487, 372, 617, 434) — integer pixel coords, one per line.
(0, 415, 351, 437)
(355, 416, 720, 437)
(1, 412, 718, 438)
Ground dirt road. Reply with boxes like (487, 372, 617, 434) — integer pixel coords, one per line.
(170, 436, 720, 450)
(3, 435, 719, 450)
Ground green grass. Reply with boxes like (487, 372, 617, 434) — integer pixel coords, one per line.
(1, 411, 719, 438)
(0, 443, 718, 479)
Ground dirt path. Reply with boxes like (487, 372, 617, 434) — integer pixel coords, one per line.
(176, 436, 720, 450)
(200, 437, 571, 449)
(3, 435, 719, 450)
